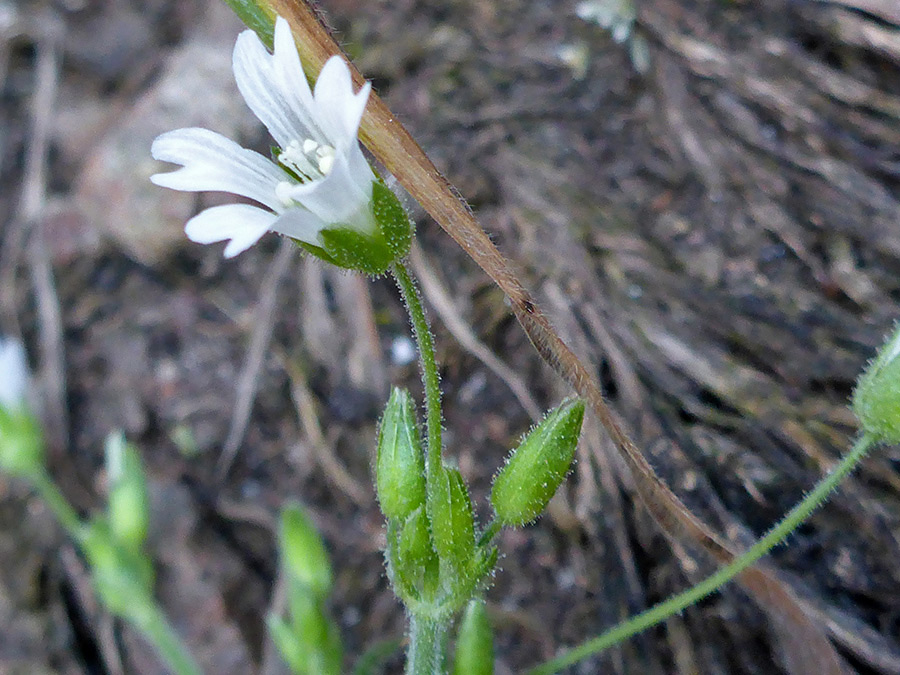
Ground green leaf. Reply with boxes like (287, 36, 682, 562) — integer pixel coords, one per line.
(221, 0, 276, 47)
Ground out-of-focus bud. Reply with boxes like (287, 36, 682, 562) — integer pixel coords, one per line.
(105, 432, 150, 551)
(376, 388, 426, 521)
(453, 599, 494, 675)
(267, 575, 342, 675)
(853, 324, 900, 444)
(81, 517, 154, 621)
(427, 465, 475, 567)
(0, 338, 43, 478)
(288, 583, 342, 675)
(280, 504, 333, 598)
(491, 399, 585, 527)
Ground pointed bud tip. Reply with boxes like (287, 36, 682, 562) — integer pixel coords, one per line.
(491, 398, 585, 527)
(280, 504, 333, 597)
(853, 324, 900, 443)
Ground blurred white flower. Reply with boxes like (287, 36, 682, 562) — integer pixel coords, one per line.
(151, 16, 376, 258)
(0, 337, 29, 411)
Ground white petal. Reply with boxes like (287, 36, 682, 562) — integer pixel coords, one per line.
(313, 56, 370, 144)
(271, 18, 321, 139)
(184, 204, 276, 258)
(271, 208, 328, 245)
(234, 25, 325, 149)
(286, 150, 373, 224)
(0, 337, 29, 410)
(151, 128, 286, 211)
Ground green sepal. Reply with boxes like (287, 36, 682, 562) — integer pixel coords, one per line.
(853, 323, 900, 443)
(394, 506, 436, 591)
(0, 406, 44, 479)
(310, 228, 395, 275)
(371, 180, 412, 260)
(453, 600, 494, 675)
(297, 180, 412, 275)
(427, 465, 476, 567)
(280, 504, 333, 598)
(376, 388, 426, 520)
(491, 398, 585, 527)
(398, 506, 434, 566)
(105, 432, 149, 552)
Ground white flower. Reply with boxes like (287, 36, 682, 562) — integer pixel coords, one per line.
(151, 17, 376, 258)
(0, 337, 29, 412)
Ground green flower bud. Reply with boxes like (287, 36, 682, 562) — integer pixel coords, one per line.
(427, 465, 476, 566)
(854, 324, 900, 443)
(105, 432, 149, 551)
(0, 406, 44, 479)
(376, 388, 426, 521)
(0, 337, 43, 479)
(491, 398, 585, 527)
(270, 582, 342, 675)
(453, 600, 494, 675)
(300, 181, 413, 275)
(81, 518, 154, 621)
(267, 614, 306, 675)
(280, 504, 333, 598)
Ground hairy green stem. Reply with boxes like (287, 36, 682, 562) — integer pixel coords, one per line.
(528, 433, 878, 675)
(406, 613, 449, 675)
(392, 262, 443, 474)
(133, 604, 204, 675)
(31, 470, 82, 539)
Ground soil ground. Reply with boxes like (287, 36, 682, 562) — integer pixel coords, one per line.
(1, 0, 899, 673)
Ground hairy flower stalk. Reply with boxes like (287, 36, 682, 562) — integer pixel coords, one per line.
(150, 17, 409, 271)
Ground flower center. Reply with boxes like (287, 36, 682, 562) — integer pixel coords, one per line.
(278, 139, 336, 181)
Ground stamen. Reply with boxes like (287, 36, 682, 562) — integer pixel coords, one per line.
(278, 138, 337, 182)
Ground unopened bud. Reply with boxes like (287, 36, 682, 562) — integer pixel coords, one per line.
(453, 600, 494, 675)
(105, 432, 149, 551)
(376, 388, 426, 520)
(491, 399, 585, 527)
(268, 582, 342, 675)
(0, 338, 42, 479)
(853, 324, 900, 443)
(280, 504, 333, 597)
(81, 518, 154, 621)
